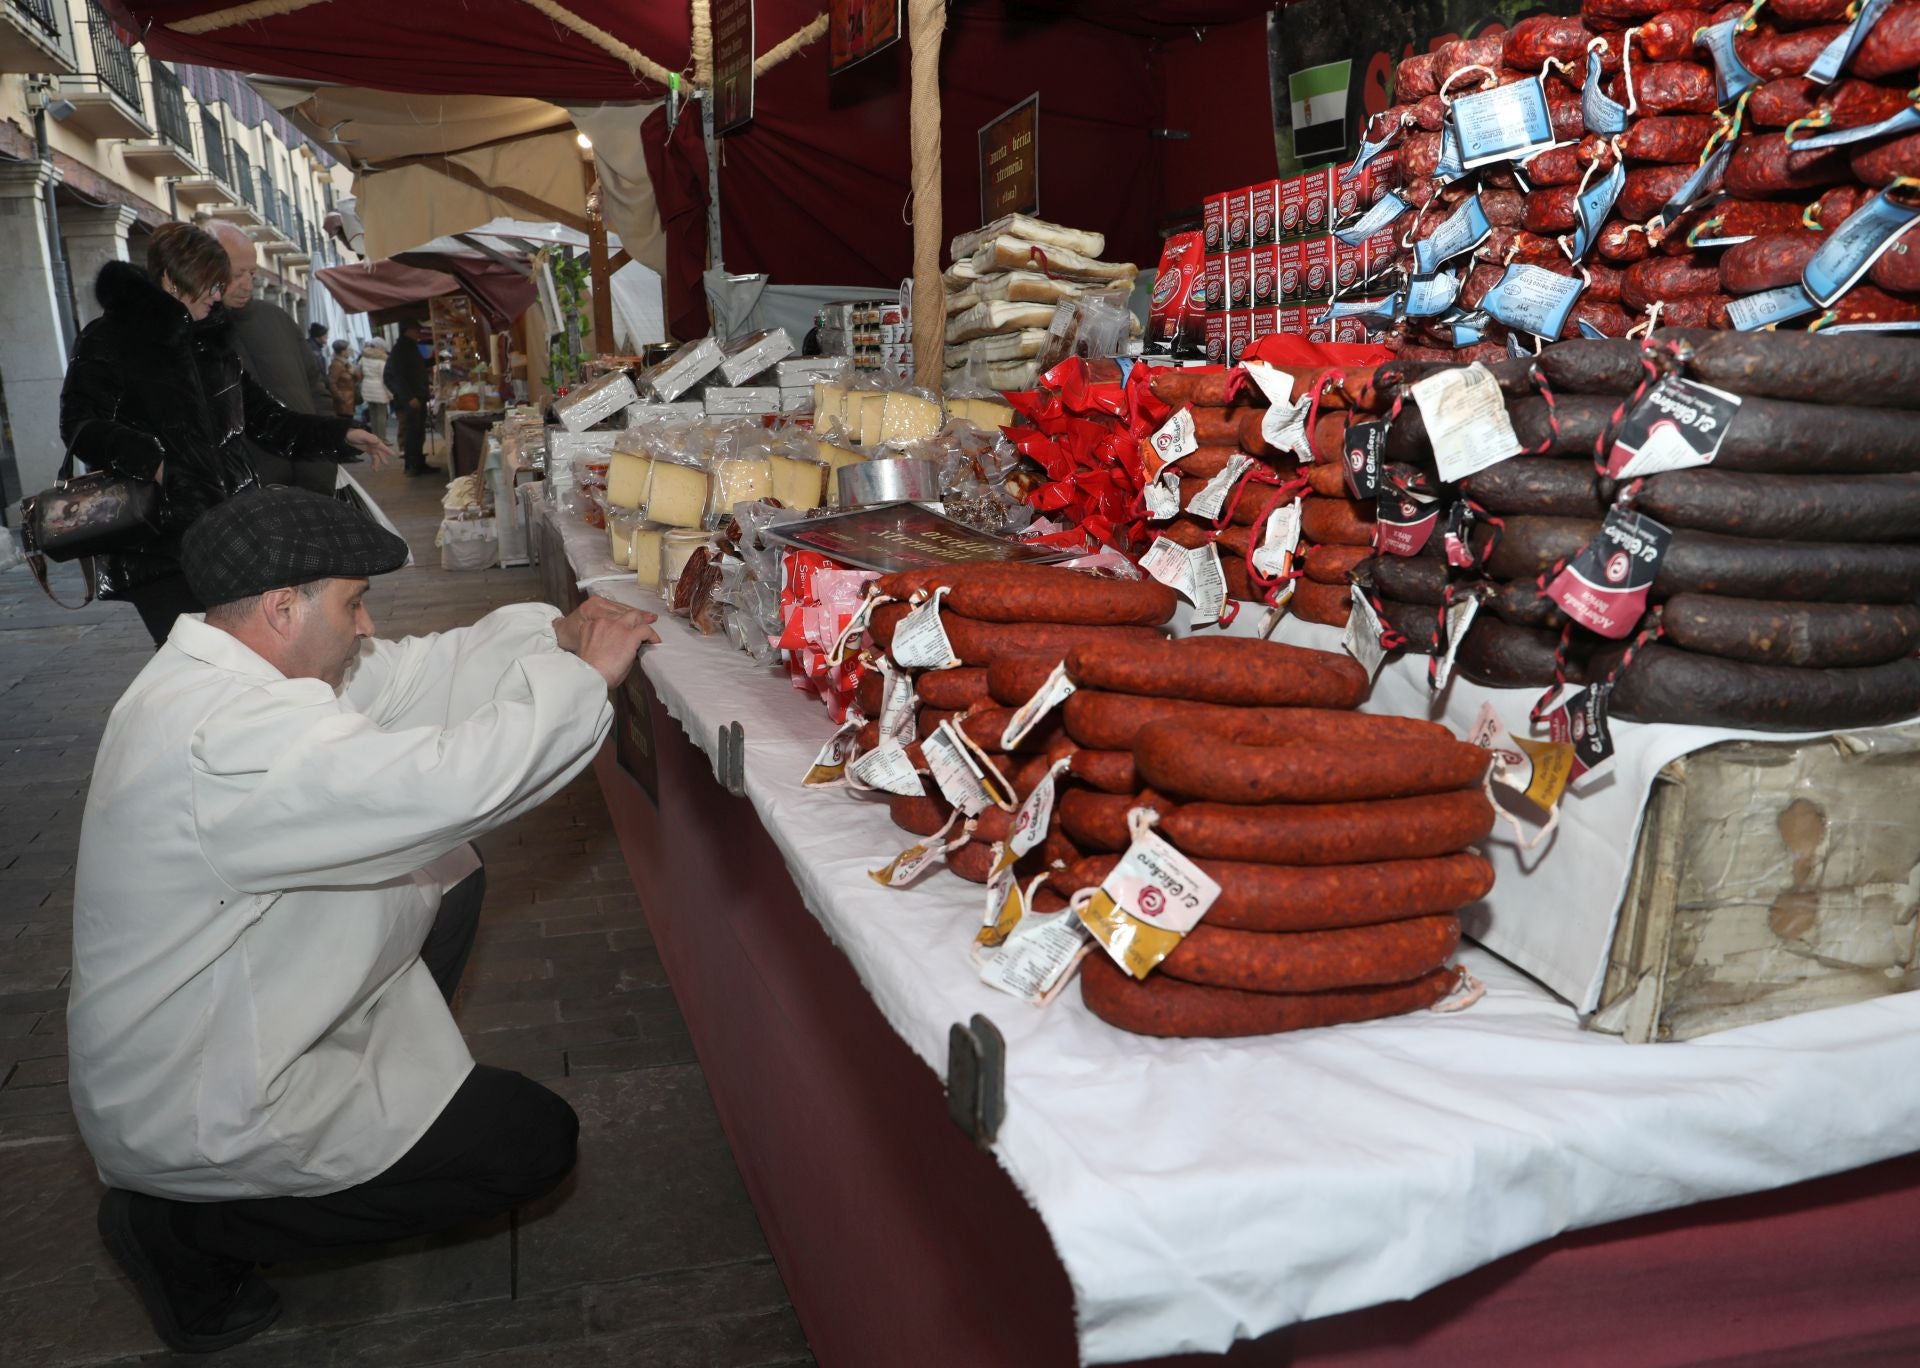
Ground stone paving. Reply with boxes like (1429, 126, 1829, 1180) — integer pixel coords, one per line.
(0, 446, 812, 1366)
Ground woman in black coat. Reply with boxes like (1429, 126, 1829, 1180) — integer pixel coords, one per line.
(59, 223, 395, 645)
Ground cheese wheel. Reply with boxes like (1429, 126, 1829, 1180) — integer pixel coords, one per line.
(644, 460, 711, 529)
(816, 443, 868, 506)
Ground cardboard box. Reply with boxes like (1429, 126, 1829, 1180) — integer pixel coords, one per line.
(1226, 185, 1252, 251)
(1334, 316, 1373, 345)
(1204, 311, 1229, 365)
(1300, 235, 1333, 300)
(1301, 166, 1333, 238)
(1203, 192, 1227, 255)
(1225, 251, 1253, 312)
(1333, 235, 1366, 297)
(1203, 254, 1226, 314)
(1250, 244, 1280, 307)
(1226, 310, 1253, 366)
(1276, 240, 1305, 302)
(1250, 180, 1279, 247)
(1278, 174, 1307, 240)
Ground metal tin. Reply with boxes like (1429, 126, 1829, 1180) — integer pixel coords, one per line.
(836, 458, 943, 508)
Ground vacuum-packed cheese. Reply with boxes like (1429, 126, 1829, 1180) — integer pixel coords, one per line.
(631, 524, 666, 589)
(857, 393, 888, 445)
(644, 460, 711, 529)
(769, 455, 826, 510)
(708, 456, 775, 520)
(815, 442, 867, 505)
(606, 451, 653, 508)
(879, 392, 943, 444)
(952, 397, 1016, 431)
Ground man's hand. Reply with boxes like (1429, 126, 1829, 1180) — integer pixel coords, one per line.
(345, 428, 396, 472)
(556, 598, 659, 686)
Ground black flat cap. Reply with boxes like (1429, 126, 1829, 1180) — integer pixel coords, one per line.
(181, 486, 410, 607)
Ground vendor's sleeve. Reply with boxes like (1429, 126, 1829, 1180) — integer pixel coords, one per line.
(342, 603, 567, 730)
(191, 652, 613, 892)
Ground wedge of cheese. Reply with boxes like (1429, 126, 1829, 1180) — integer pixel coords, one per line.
(708, 456, 775, 521)
(631, 524, 666, 589)
(812, 382, 849, 434)
(878, 391, 943, 445)
(769, 455, 826, 511)
(815, 442, 867, 506)
(951, 397, 1016, 432)
(606, 450, 654, 509)
(857, 392, 888, 447)
(644, 460, 712, 529)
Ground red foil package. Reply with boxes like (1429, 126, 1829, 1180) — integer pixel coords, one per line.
(1146, 230, 1207, 357)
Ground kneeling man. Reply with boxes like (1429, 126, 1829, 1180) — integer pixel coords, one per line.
(68, 486, 657, 1351)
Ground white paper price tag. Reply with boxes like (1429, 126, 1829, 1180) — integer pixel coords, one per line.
(1186, 454, 1255, 522)
(889, 588, 960, 670)
(1432, 595, 1480, 691)
(802, 716, 866, 787)
(1240, 361, 1295, 407)
(979, 901, 1092, 1004)
(1143, 468, 1181, 521)
(869, 831, 953, 888)
(1251, 502, 1302, 579)
(1009, 756, 1072, 859)
(1001, 663, 1076, 750)
(877, 660, 915, 747)
(1103, 824, 1221, 936)
(1342, 588, 1387, 680)
(1146, 408, 1199, 478)
(1140, 535, 1196, 596)
(848, 741, 925, 797)
(1260, 394, 1315, 461)
(1410, 363, 1523, 482)
(922, 721, 993, 816)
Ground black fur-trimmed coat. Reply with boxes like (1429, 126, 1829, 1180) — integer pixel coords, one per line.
(58, 261, 353, 595)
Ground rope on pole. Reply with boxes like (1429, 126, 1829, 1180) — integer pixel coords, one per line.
(907, 0, 947, 388)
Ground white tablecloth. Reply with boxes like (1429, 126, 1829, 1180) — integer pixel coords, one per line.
(548, 505, 1920, 1364)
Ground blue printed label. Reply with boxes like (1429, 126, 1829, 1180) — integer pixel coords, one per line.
(1788, 103, 1920, 151)
(1726, 285, 1820, 330)
(1570, 161, 1627, 261)
(1658, 141, 1732, 225)
(1334, 190, 1410, 246)
(1802, 189, 1920, 307)
(1582, 48, 1628, 135)
(1819, 319, 1920, 333)
(1576, 318, 1612, 339)
(1404, 271, 1461, 318)
(1413, 194, 1492, 276)
(1452, 79, 1558, 169)
(1438, 305, 1490, 347)
(1342, 124, 1399, 182)
(1808, 0, 1895, 85)
(1696, 19, 1760, 107)
(1481, 263, 1585, 338)
(1436, 122, 1467, 183)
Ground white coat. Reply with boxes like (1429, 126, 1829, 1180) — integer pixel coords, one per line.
(67, 604, 612, 1199)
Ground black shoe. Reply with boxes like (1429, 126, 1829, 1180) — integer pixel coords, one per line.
(405, 466, 429, 477)
(97, 1188, 281, 1353)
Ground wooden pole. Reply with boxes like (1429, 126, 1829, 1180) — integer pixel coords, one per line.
(907, 0, 946, 389)
(584, 155, 616, 356)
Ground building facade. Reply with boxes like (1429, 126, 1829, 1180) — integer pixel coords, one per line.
(0, 0, 358, 509)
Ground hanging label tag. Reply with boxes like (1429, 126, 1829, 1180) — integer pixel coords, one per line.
(1334, 189, 1410, 246)
(1575, 318, 1612, 339)
(868, 824, 957, 888)
(1251, 501, 1303, 579)
(877, 660, 916, 747)
(1808, 0, 1895, 85)
(1414, 196, 1493, 276)
(1443, 501, 1479, 569)
(1547, 683, 1616, 789)
(1260, 393, 1316, 460)
(1697, 18, 1761, 106)
(1326, 294, 1402, 322)
(979, 897, 1093, 1004)
(1432, 594, 1481, 691)
(922, 720, 994, 816)
(1470, 703, 1575, 816)
(848, 740, 926, 797)
(1188, 454, 1256, 521)
(1819, 318, 1920, 333)
(1144, 407, 1200, 479)
(1143, 468, 1181, 521)
(1077, 815, 1223, 979)
(1481, 263, 1586, 341)
(1727, 283, 1820, 330)
(1788, 102, 1920, 150)
(1801, 188, 1920, 307)
(1570, 160, 1627, 261)
(1404, 270, 1462, 318)
(979, 844, 1024, 946)
(1341, 420, 1387, 499)
(1001, 662, 1076, 750)
(1452, 78, 1559, 169)
(1342, 590, 1387, 679)
(1657, 141, 1731, 225)
(1443, 305, 1490, 347)
(890, 588, 960, 670)
(1545, 506, 1673, 639)
(1376, 487, 1440, 556)
(1139, 535, 1195, 596)
(1342, 123, 1400, 184)
(1604, 376, 1745, 478)
(1582, 47, 1629, 134)
(1009, 757, 1071, 860)
(802, 716, 866, 786)
(1436, 120, 1468, 182)
(1410, 363, 1524, 482)
(1140, 537, 1229, 625)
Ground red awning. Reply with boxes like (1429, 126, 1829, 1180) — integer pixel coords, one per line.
(316, 254, 538, 329)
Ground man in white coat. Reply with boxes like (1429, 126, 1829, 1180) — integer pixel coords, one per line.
(69, 486, 658, 1352)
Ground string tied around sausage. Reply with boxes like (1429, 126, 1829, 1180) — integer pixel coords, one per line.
(1529, 622, 1580, 725)
(827, 585, 900, 667)
(1430, 966, 1486, 1014)
(1597, 607, 1667, 694)
(1437, 62, 1499, 104)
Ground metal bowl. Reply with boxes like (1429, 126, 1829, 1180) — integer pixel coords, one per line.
(836, 457, 944, 508)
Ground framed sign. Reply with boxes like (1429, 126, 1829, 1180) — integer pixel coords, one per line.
(763, 502, 1073, 574)
(979, 93, 1039, 222)
(829, 0, 902, 75)
(713, 0, 755, 136)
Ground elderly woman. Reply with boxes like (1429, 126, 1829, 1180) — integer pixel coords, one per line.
(59, 222, 394, 644)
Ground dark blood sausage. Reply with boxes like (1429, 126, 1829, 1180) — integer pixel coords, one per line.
(1049, 851, 1497, 932)
(1062, 690, 1452, 751)
(1726, 136, 1853, 195)
(1661, 594, 1920, 668)
(1489, 580, 1570, 629)
(1524, 186, 1580, 234)
(1300, 496, 1379, 548)
(1068, 748, 1139, 794)
(1610, 62, 1717, 115)
(1749, 77, 1917, 131)
(888, 791, 953, 837)
(1500, 378, 1920, 457)
(1619, 115, 1717, 165)
(1067, 636, 1371, 708)
(1528, 330, 1920, 406)
(1375, 598, 1442, 653)
(1620, 164, 1702, 222)
(1719, 233, 1822, 294)
(1456, 618, 1592, 688)
(1148, 369, 1247, 408)
(869, 604, 1166, 667)
(1461, 458, 1605, 517)
(1161, 790, 1497, 865)
(1484, 515, 1920, 602)
(1305, 542, 1375, 584)
(1080, 955, 1462, 1039)
(986, 652, 1062, 707)
(1634, 9, 1715, 60)
(1504, 13, 1596, 66)
(1735, 23, 1848, 80)
(1505, 394, 1619, 459)
(1621, 257, 1724, 310)
(1057, 788, 1177, 852)
(1599, 645, 1920, 731)
(1852, 126, 1919, 186)
(1290, 578, 1357, 627)
(1133, 721, 1489, 804)
(1637, 470, 1920, 542)
(1367, 554, 1449, 605)
(877, 564, 1179, 627)
(1854, 0, 1920, 79)
(1161, 915, 1462, 994)
(915, 666, 991, 710)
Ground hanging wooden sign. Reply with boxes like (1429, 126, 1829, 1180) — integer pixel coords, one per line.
(829, 0, 903, 75)
(979, 93, 1039, 221)
(713, 0, 755, 135)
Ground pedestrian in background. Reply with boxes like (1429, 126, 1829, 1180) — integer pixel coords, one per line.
(328, 339, 359, 417)
(386, 319, 435, 477)
(360, 336, 391, 440)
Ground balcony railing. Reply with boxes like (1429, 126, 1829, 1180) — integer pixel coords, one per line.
(200, 109, 228, 183)
(150, 61, 191, 153)
(81, 0, 142, 115)
(230, 143, 253, 206)
(11, 0, 62, 38)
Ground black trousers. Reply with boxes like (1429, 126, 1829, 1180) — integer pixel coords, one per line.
(159, 867, 580, 1267)
(397, 402, 428, 472)
(123, 574, 205, 649)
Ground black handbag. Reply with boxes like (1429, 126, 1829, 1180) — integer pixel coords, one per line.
(19, 421, 162, 608)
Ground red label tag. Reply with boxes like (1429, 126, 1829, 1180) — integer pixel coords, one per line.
(1376, 489, 1438, 557)
(1544, 508, 1671, 639)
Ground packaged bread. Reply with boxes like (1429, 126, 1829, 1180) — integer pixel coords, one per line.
(950, 215, 1106, 261)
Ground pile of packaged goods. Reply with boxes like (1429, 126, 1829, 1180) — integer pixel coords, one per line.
(944, 213, 1140, 391)
(1366, 0, 1918, 360)
(813, 298, 913, 378)
(1195, 153, 1406, 361)
(1349, 328, 1920, 730)
(835, 563, 1489, 1035)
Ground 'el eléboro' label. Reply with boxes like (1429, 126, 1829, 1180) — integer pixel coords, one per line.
(1545, 507, 1672, 638)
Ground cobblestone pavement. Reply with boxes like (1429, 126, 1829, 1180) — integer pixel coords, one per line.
(0, 448, 811, 1367)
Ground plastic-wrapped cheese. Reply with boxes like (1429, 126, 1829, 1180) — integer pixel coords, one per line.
(631, 524, 666, 589)
(858, 393, 888, 446)
(708, 456, 775, 521)
(813, 383, 848, 433)
(661, 529, 712, 589)
(769, 455, 826, 511)
(815, 442, 867, 506)
(879, 392, 943, 444)
(644, 459, 711, 529)
(607, 450, 653, 509)
(953, 397, 1015, 432)
(607, 508, 649, 567)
